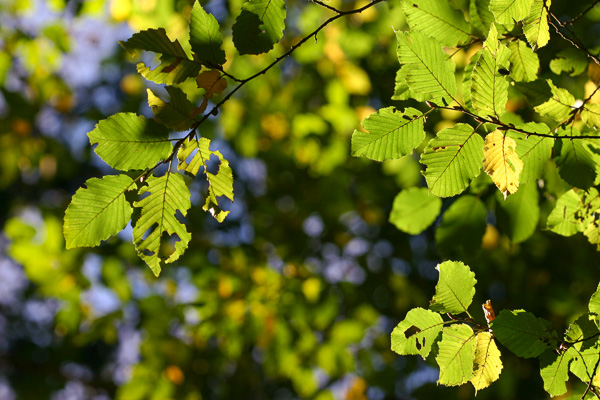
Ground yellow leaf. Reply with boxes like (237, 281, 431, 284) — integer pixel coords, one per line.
(471, 332, 503, 393)
(483, 130, 523, 198)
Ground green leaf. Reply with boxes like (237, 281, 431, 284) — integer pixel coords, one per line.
(133, 173, 192, 276)
(489, 0, 534, 24)
(523, 0, 550, 50)
(507, 123, 553, 184)
(88, 113, 172, 171)
(64, 175, 133, 249)
(120, 28, 201, 84)
(539, 348, 574, 397)
(570, 347, 600, 385)
(462, 55, 476, 112)
(389, 187, 442, 234)
(471, 332, 503, 393)
(554, 129, 597, 189)
(436, 324, 476, 386)
(550, 48, 589, 76)
(496, 183, 539, 243)
(533, 80, 575, 121)
(491, 310, 557, 358)
(402, 0, 471, 47)
(391, 307, 444, 359)
(351, 107, 425, 161)
(435, 195, 487, 257)
(189, 1, 226, 66)
(547, 188, 600, 237)
(232, 0, 286, 55)
(396, 31, 457, 104)
(392, 66, 430, 102)
(590, 282, 600, 314)
(147, 87, 199, 131)
(177, 138, 234, 222)
(471, 24, 511, 117)
(508, 40, 539, 82)
(582, 103, 600, 129)
(421, 123, 484, 197)
(430, 260, 477, 315)
(470, 0, 496, 35)
(565, 314, 600, 351)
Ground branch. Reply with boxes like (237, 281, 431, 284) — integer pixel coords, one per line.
(567, 1, 600, 25)
(582, 354, 600, 399)
(547, 8, 600, 66)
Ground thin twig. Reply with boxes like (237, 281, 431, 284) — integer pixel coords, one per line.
(310, 0, 342, 14)
(582, 355, 600, 399)
(567, 0, 600, 25)
(547, 8, 600, 66)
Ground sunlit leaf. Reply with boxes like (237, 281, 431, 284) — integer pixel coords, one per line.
(547, 188, 600, 237)
(471, 24, 511, 117)
(189, 1, 226, 66)
(232, 0, 286, 55)
(436, 324, 476, 386)
(391, 307, 444, 359)
(64, 175, 133, 248)
(523, 0, 550, 50)
(582, 103, 600, 129)
(389, 187, 442, 234)
(396, 31, 457, 104)
(483, 130, 524, 197)
(491, 310, 557, 358)
(430, 261, 477, 315)
(589, 282, 600, 314)
(88, 113, 172, 171)
(392, 66, 430, 102)
(539, 348, 574, 397)
(351, 107, 425, 161)
(147, 86, 199, 131)
(177, 137, 234, 222)
(421, 123, 484, 197)
(120, 28, 201, 84)
(471, 332, 503, 393)
(402, 0, 470, 47)
(470, 0, 496, 34)
(570, 347, 600, 385)
(550, 48, 588, 76)
(565, 314, 600, 351)
(508, 40, 539, 82)
(133, 173, 192, 276)
(507, 123, 553, 184)
(489, 0, 534, 24)
(534, 79, 575, 121)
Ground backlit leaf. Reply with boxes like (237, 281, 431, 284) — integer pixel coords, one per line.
(534, 79, 575, 121)
(539, 348, 574, 397)
(565, 314, 600, 351)
(64, 175, 133, 249)
(396, 31, 457, 104)
(507, 122, 553, 184)
(436, 324, 476, 386)
(88, 113, 172, 171)
(196, 70, 228, 113)
(550, 48, 588, 76)
(491, 310, 557, 358)
(589, 282, 600, 314)
(177, 137, 234, 222)
(508, 40, 539, 82)
(523, 0, 550, 50)
(421, 123, 484, 197)
(389, 187, 442, 234)
(570, 347, 600, 385)
(471, 24, 511, 117)
(133, 173, 192, 276)
(391, 307, 444, 359)
(547, 188, 600, 237)
(189, 1, 226, 66)
(232, 0, 286, 55)
(402, 0, 471, 47)
(120, 28, 201, 84)
(392, 66, 430, 102)
(351, 107, 425, 161)
(489, 0, 534, 24)
(471, 332, 503, 393)
(483, 130, 524, 198)
(582, 103, 600, 129)
(430, 260, 477, 315)
(470, 0, 496, 35)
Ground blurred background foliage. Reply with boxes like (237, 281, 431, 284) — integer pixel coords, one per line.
(2, 0, 600, 399)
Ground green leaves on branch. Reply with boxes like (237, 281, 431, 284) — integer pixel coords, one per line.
(402, 0, 471, 47)
(232, 0, 286, 55)
(392, 262, 600, 396)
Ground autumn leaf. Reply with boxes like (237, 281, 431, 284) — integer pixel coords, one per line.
(483, 130, 524, 198)
(196, 69, 227, 113)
